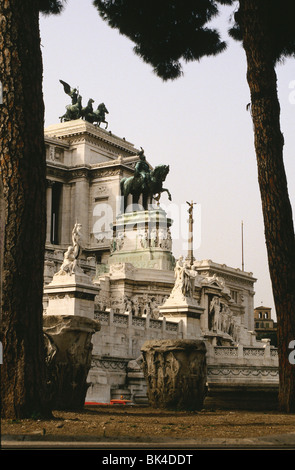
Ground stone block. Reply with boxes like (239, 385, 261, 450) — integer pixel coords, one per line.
(43, 314, 100, 410)
(141, 339, 207, 411)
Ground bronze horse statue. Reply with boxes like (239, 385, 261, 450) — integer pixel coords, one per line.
(120, 164, 171, 211)
(88, 103, 109, 129)
(85, 101, 109, 129)
(81, 98, 95, 121)
(59, 95, 82, 122)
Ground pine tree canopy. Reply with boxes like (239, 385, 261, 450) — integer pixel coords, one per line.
(231, 1, 295, 64)
(93, 0, 229, 80)
(39, 0, 66, 15)
(93, 0, 295, 78)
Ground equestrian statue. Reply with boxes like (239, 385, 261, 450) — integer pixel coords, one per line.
(120, 148, 172, 211)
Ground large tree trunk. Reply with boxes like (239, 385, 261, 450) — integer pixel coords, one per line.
(0, 0, 51, 418)
(239, 0, 295, 412)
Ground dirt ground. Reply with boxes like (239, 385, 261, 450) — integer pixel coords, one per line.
(2, 404, 295, 442)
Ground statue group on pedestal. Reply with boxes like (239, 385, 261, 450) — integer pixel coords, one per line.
(56, 223, 83, 276)
(209, 295, 240, 341)
(171, 256, 201, 301)
(59, 80, 109, 128)
(168, 255, 241, 342)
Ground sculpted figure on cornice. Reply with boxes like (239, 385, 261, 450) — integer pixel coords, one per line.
(59, 79, 109, 128)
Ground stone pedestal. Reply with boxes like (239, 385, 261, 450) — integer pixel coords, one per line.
(158, 255, 205, 339)
(141, 339, 207, 411)
(44, 270, 99, 319)
(108, 208, 175, 270)
(159, 297, 204, 339)
(43, 314, 101, 410)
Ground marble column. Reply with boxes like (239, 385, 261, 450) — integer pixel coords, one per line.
(46, 180, 53, 244)
(60, 183, 72, 246)
(74, 179, 89, 245)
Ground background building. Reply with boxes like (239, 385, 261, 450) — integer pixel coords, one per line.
(254, 306, 277, 346)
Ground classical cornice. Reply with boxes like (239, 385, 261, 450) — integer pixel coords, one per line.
(195, 259, 257, 285)
(44, 136, 70, 149)
(46, 160, 135, 182)
(44, 119, 139, 156)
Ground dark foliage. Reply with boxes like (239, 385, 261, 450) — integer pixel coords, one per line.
(230, 1, 295, 64)
(94, 0, 295, 77)
(93, 0, 228, 80)
(39, 0, 66, 15)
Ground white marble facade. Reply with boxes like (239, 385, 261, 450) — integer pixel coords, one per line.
(44, 119, 141, 266)
(44, 119, 256, 332)
(43, 120, 278, 404)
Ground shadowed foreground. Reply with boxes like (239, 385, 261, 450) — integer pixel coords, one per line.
(2, 405, 295, 444)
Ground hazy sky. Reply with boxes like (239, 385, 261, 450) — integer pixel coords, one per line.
(40, 1, 295, 319)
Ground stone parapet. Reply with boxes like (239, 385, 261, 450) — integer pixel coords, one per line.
(206, 342, 279, 397)
(93, 309, 181, 359)
(207, 341, 278, 366)
(86, 318, 279, 404)
(86, 310, 182, 403)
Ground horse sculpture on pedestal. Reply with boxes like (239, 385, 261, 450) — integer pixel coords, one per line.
(120, 163, 172, 212)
